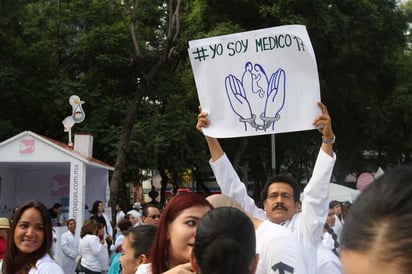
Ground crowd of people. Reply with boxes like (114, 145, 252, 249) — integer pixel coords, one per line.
(0, 102, 411, 274)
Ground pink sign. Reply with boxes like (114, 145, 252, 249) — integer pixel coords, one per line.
(19, 138, 35, 154)
(356, 172, 374, 191)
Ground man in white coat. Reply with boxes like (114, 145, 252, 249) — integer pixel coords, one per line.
(196, 102, 336, 274)
(60, 219, 79, 273)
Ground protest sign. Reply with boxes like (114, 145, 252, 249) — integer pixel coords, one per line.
(188, 25, 321, 138)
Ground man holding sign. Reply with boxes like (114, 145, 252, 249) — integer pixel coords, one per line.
(196, 101, 336, 274)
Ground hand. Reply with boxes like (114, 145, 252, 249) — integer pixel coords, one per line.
(196, 107, 210, 134)
(225, 74, 253, 119)
(196, 107, 224, 161)
(162, 263, 194, 274)
(264, 68, 286, 118)
(313, 102, 334, 140)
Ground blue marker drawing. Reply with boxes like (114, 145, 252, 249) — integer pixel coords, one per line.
(225, 62, 286, 131)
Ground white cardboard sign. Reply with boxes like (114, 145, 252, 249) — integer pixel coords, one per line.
(188, 25, 321, 138)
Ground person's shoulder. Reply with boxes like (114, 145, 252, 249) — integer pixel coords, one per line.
(84, 233, 98, 239)
(32, 254, 64, 274)
(61, 230, 70, 236)
(82, 234, 96, 242)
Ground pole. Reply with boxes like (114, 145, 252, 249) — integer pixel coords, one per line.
(271, 134, 276, 176)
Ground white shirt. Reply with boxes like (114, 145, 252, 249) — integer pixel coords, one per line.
(116, 210, 126, 225)
(332, 215, 343, 240)
(99, 238, 109, 271)
(60, 230, 79, 273)
(317, 244, 342, 274)
(78, 234, 105, 272)
(322, 231, 335, 250)
(256, 221, 307, 274)
(135, 263, 152, 274)
(210, 149, 336, 274)
(28, 253, 64, 274)
(110, 234, 124, 252)
(103, 213, 114, 239)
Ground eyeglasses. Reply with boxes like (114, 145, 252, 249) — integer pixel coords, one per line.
(266, 192, 293, 200)
(147, 214, 161, 220)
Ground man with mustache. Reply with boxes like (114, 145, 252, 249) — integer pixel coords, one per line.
(196, 102, 336, 274)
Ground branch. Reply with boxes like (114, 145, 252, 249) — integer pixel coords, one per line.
(172, 0, 182, 43)
(164, 0, 183, 61)
(129, 0, 142, 60)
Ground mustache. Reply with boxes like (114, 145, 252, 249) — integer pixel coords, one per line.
(271, 204, 288, 211)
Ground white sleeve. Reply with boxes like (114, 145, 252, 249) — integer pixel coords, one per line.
(210, 154, 266, 220)
(299, 149, 336, 246)
(317, 246, 343, 274)
(103, 214, 113, 237)
(110, 235, 124, 251)
(88, 236, 104, 255)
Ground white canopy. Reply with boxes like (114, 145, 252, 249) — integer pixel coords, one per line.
(328, 183, 360, 203)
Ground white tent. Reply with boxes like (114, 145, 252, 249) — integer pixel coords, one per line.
(0, 131, 113, 265)
(0, 131, 113, 231)
(328, 183, 360, 203)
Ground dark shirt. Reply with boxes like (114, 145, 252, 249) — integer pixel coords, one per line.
(48, 208, 58, 219)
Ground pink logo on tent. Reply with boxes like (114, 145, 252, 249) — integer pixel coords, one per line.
(51, 174, 69, 196)
(19, 139, 35, 154)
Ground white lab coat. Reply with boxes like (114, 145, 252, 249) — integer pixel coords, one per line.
(60, 230, 79, 274)
(210, 149, 336, 274)
(317, 244, 342, 274)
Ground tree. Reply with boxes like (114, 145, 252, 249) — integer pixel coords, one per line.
(1, 0, 411, 210)
(109, 0, 189, 208)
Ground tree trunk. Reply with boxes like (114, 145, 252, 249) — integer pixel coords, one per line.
(109, 0, 183, 214)
(232, 137, 249, 171)
(109, 90, 142, 215)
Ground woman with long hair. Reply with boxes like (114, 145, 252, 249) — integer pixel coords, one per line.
(1, 200, 64, 274)
(89, 200, 113, 245)
(149, 192, 213, 274)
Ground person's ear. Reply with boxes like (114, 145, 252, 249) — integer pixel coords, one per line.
(189, 249, 199, 273)
(263, 200, 269, 211)
(140, 254, 148, 264)
(249, 253, 259, 274)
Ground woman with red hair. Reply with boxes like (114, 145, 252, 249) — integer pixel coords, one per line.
(149, 192, 213, 274)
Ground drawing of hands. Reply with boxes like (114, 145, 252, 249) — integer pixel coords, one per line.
(264, 68, 286, 119)
(225, 74, 253, 120)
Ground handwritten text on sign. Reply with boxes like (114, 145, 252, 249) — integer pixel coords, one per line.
(191, 34, 306, 62)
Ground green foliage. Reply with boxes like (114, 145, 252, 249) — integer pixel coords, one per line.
(1, 0, 411, 204)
